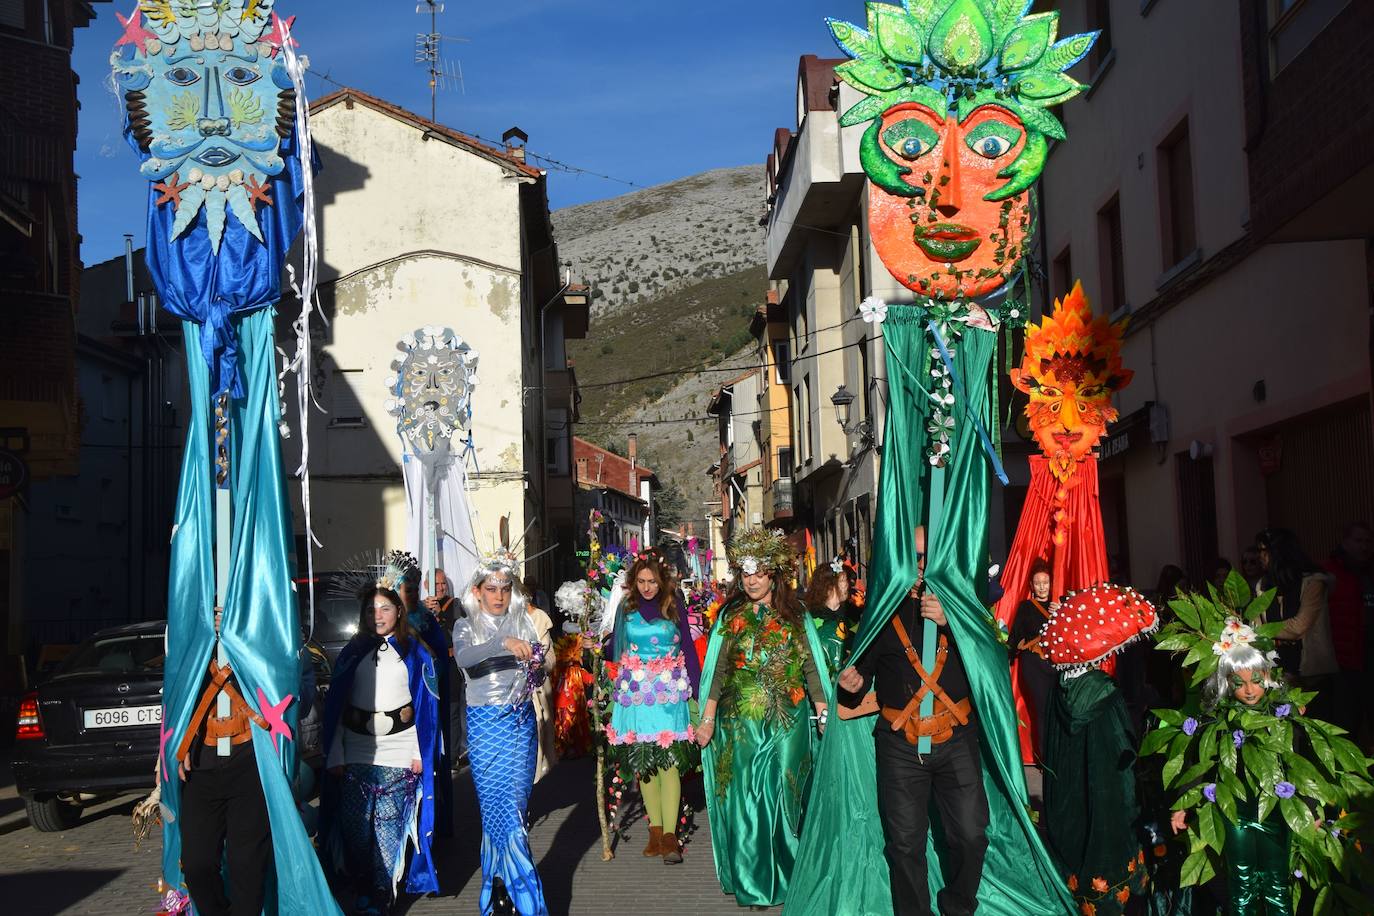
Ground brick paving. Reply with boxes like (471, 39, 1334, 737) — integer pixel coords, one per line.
(0, 757, 746, 915)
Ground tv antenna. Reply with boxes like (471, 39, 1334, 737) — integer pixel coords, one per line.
(415, 1, 470, 123)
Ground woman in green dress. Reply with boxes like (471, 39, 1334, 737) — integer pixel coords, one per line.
(696, 528, 831, 909)
(803, 558, 853, 674)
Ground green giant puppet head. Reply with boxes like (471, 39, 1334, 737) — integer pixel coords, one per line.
(827, 1, 1096, 299)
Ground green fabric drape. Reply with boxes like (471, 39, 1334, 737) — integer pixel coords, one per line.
(1044, 669, 1148, 915)
(698, 602, 834, 908)
(784, 312, 1075, 916)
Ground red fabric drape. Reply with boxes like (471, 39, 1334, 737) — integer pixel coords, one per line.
(995, 456, 1110, 762)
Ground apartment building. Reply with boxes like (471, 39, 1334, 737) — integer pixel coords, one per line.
(1039, 0, 1373, 586)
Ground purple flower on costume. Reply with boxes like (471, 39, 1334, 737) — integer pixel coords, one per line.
(1275, 704, 1292, 718)
(1293, 869, 1303, 879)
(644, 693, 656, 707)
(1233, 729, 1246, 748)
(1182, 717, 1198, 736)
(1202, 783, 1216, 803)
(1275, 781, 1296, 799)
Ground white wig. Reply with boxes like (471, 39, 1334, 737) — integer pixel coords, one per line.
(1202, 643, 1278, 713)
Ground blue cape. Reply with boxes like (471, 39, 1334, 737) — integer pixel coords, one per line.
(320, 634, 441, 896)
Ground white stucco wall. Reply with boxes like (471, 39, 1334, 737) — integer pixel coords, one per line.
(284, 99, 536, 573)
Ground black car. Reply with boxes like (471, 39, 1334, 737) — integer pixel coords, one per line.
(296, 571, 371, 664)
(13, 620, 332, 833)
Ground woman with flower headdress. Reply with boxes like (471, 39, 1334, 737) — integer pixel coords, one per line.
(603, 548, 701, 864)
(1145, 572, 1374, 916)
(696, 527, 831, 908)
(453, 548, 551, 916)
(1040, 584, 1157, 915)
(803, 558, 854, 674)
(320, 553, 442, 915)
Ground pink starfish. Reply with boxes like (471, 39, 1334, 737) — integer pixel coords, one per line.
(158, 710, 175, 775)
(115, 6, 155, 52)
(256, 688, 294, 753)
(261, 13, 298, 58)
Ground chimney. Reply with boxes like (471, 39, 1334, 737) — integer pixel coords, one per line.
(502, 126, 529, 163)
(627, 433, 638, 493)
(576, 456, 588, 482)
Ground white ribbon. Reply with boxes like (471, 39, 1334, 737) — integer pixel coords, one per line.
(278, 22, 326, 636)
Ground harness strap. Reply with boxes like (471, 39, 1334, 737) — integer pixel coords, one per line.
(890, 617, 966, 727)
(176, 658, 268, 763)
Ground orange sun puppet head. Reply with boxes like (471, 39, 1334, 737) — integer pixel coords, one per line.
(1011, 281, 1133, 477)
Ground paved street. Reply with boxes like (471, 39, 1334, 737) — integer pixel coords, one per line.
(0, 756, 744, 915)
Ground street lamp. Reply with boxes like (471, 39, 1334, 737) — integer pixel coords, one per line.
(830, 384, 855, 433)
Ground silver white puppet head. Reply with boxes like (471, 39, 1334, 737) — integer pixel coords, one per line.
(383, 325, 478, 459)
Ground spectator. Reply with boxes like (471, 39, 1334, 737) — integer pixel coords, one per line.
(1324, 522, 1374, 746)
(1240, 545, 1265, 591)
(1151, 565, 1189, 605)
(1211, 558, 1232, 591)
(1256, 528, 1338, 719)
(424, 569, 466, 762)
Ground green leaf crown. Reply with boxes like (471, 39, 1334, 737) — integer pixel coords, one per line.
(826, 2, 1097, 197)
(1153, 569, 1283, 692)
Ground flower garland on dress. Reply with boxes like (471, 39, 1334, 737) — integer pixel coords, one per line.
(1142, 571, 1374, 912)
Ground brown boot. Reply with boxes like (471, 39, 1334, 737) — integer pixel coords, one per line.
(643, 825, 663, 857)
(661, 832, 683, 864)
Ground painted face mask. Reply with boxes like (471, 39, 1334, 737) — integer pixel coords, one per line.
(827, 0, 1096, 300)
(111, 0, 297, 253)
(384, 325, 479, 458)
(1010, 282, 1133, 479)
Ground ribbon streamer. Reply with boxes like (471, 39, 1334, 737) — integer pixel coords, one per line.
(928, 320, 1009, 485)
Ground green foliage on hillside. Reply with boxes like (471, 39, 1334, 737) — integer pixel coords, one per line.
(570, 265, 764, 432)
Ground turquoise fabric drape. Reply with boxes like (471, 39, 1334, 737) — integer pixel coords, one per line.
(784, 310, 1075, 915)
(160, 309, 341, 915)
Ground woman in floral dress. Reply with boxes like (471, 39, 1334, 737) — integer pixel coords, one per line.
(696, 528, 831, 908)
(604, 550, 700, 864)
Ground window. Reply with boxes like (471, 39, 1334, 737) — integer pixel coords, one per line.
(777, 447, 794, 479)
(802, 373, 813, 464)
(1052, 246, 1073, 302)
(329, 369, 367, 428)
(1097, 195, 1125, 314)
(773, 340, 791, 384)
(793, 383, 802, 463)
(1269, 0, 1351, 74)
(1158, 120, 1197, 270)
(1086, 0, 1112, 72)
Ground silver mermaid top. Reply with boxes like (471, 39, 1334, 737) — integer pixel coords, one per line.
(453, 607, 539, 707)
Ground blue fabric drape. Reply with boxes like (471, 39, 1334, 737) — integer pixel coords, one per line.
(135, 131, 307, 399)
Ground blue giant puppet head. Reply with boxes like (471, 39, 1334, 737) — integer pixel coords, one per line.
(111, 0, 295, 253)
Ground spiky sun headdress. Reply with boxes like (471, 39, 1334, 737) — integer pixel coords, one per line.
(1011, 281, 1133, 400)
(375, 549, 417, 592)
(826, 0, 1097, 200)
(727, 528, 795, 577)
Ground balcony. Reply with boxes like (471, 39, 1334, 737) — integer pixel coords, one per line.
(765, 107, 864, 280)
(768, 477, 794, 520)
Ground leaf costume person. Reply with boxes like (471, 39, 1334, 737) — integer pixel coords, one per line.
(1040, 585, 1158, 915)
(697, 528, 832, 908)
(110, 4, 337, 913)
(787, 3, 1095, 913)
(1144, 573, 1374, 916)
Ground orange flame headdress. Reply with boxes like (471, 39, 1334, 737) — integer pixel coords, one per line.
(1011, 281, 1133, 479)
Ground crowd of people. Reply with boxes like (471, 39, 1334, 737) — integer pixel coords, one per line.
(166, 520, 1373, 916)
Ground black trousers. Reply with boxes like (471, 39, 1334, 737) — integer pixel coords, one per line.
(180, 746, 273, 916)
(875, 725, 989, 916)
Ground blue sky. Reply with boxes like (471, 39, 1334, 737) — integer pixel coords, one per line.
(74, 0, 848, 264)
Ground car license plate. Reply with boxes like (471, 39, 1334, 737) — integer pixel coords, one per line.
(83, 705, 162, 729)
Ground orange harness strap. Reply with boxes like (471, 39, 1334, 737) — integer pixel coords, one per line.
(175, 659, 268, 763)
(889, 617, 969, 730)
